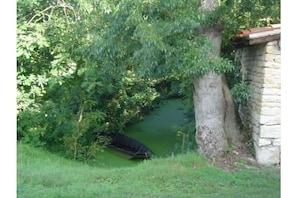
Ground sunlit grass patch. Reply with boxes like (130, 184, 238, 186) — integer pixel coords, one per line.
(17, 143, 280, 198)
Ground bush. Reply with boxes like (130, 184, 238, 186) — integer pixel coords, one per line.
(231, 82, 253, 106)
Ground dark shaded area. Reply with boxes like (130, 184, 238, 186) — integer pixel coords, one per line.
(98, 132, 154, 160)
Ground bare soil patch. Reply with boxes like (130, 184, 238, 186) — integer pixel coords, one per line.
(210, 146, 280, 173)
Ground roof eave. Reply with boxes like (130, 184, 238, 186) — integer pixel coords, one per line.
(232, 24, 281, 48)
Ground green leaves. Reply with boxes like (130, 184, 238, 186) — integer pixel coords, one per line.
(220, 0, 280, 58)
(17, 0, 162, 161)
(99, 0, 235, 80)
(231, 82, 253, 105)
(17, 23, 49, 59)
(17, 0, 279, 161)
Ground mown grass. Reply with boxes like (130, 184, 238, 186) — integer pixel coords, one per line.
(17, 143, 280, 198)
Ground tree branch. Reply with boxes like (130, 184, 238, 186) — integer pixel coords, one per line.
(28, 2, 78, 24)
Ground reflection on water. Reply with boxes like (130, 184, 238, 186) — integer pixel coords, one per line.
(94, 99, 187, 168)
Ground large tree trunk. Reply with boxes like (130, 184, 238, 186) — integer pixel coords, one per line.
(194, 0, 242, 158)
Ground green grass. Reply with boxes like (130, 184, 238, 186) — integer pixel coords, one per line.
(17, 143, 280, 198)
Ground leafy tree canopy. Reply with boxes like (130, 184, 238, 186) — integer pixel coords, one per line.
(17, 0, 280, 160)
(95, 0, 234, 80)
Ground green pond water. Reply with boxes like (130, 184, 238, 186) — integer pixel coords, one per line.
(94, 98, 187, 168)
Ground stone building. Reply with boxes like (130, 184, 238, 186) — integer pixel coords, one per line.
(232, 24, 281, 165)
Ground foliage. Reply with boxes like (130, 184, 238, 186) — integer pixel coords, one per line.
(231, 82, 253, 106)
(220, 0, 281, 59)
(18, 143, 280, 198)
(175, 121, 197, 154)
(17, 0, 280, 160)
(17, 0, 160, 160)
(220, 0, 280, 119)
(219, 0, 280, 103)
(95, 0, 234, 81)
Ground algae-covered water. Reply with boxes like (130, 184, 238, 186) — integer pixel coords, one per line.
(95, 99, 187, 168)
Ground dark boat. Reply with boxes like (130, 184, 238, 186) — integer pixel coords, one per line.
(101, 132, 154, 160)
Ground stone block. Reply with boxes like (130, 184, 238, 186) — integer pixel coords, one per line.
(262, 84, 281, 89)
(261, 88, 281, 96)
(263, 61, 281, 68)
(266, 40, 281, 49)
(260, 106, 280, 116)
(257, 138, 272, 146)
(261, 95, 281, 103)
(263, 76, 281, 85)
(265, 45, 281, 55)
(261, 102, 281, 108)
(263, 68, 281, 76)
(259, 115, 281, 125)
(273, 138, 281, 146)
(264, 54, 281, 63)
(260, 125, 281, 138)
(254, 144, 280, 165)
(236, 39, 281, 167)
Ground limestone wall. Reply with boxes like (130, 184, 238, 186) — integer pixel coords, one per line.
(237, 40, 281, 165)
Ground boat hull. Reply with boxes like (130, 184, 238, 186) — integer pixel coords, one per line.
(101, 132, 154, 160)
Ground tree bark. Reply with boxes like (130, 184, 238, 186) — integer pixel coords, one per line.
(194, 0, 242, 158)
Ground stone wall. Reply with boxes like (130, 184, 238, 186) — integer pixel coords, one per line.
(236, 40, 281, 165)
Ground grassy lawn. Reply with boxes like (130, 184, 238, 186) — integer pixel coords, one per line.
(17, 143, 280, 198)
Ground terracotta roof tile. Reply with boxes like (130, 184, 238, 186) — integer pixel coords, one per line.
(232, 24, 281, 48)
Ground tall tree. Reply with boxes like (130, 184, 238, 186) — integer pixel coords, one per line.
(193, 0, 241, 158)
(95, 0, 237, 158)
(193, 0, 280, 158)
